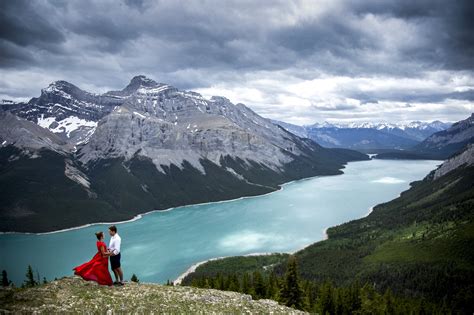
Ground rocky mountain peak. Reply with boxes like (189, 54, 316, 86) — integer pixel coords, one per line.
(127, 75, 160, 89)
(41, 80, 87, 98)
(110, 75, 170, 97)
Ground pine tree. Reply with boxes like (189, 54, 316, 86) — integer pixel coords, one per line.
(43, 277, 48, 284)
(1, 270, 11, 287)
(279, 255, 305, 310)
(24, 265, 36, 287)
(267, 271, 279, 300)
(316, 282, 334, 314)
(131, 274, 139, 283)
(383, 288, 394, 314)
(242, 273, 251, 294)
(228, 274, 240, 292)
(333, 288, 343, 315)
(359, 283, 384, 314)
(252, 271, 266, 299)
(216, 274, 225, 290)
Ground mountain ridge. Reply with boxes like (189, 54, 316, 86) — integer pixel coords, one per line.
(376, 113, 474, 159)
(272, 119, 452, 150)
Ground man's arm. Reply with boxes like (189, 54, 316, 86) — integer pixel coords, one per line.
(115, 237, 121, 255)
(109, 238, 118, 255)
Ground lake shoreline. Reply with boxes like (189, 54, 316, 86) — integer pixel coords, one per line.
(173, 204, 376, 284)
(1, 161, 362, 235)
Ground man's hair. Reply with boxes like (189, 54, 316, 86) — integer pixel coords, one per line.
(109, 225, 117, 233)
(95, 231, 103, 240)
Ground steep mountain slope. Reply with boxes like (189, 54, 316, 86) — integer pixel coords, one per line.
(377, 113, 474, 159)
(184, 145, 474, 313)
(413, 113, 474, 158)
(0, 76, 368, 232)
(272, 120, 450, 151)
(0, 111, 67, 152)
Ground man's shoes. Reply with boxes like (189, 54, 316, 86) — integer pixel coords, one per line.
(113, 281, 120, 285)
(118, 282, 124, 286)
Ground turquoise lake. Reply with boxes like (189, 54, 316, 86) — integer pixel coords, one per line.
(0, 159, 440, 285)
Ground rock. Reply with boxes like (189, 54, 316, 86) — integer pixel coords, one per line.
(433, 144, 474, 179)
(0, 277, 307, 314)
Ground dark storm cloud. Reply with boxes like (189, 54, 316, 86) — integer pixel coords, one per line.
(0, 0, 67, 69)
(1, 0, 472, 76)
(359, 0, 474, 71)
(0, 0, 472, 123)
(348, 89, 474, 104)
(0, 40, 37, 68)
(0, 1, 65, 48)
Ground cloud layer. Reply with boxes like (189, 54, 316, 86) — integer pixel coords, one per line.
(0, 0, 473, 124)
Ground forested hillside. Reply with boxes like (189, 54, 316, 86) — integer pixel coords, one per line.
(183, 147, 474, 313)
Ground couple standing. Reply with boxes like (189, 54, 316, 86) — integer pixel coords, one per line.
(73, 225, 124, 286)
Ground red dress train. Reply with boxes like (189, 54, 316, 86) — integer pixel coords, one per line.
(73, 241, 113, 286)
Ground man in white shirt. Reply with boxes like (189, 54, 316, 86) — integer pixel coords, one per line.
(108, 225, 123, 285)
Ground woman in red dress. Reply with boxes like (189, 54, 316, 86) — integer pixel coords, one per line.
(73, 231, 113, 286)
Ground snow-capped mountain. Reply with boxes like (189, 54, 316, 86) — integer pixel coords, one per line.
(2, 80, 123, 145)
(272, 119, 452, 151)
(0, 76, 368, 232)
(376, 114, 474, 160)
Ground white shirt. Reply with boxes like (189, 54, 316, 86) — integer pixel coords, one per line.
(109, 233, 121, 255)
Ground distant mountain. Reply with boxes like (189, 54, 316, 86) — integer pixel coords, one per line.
(377, 114, 474, 159)
(414, 114, 474, 157)
(0, 76, 368, 232)
(272, 120, 451, 151)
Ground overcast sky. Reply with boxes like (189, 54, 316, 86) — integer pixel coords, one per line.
(1, 0, 473, 124)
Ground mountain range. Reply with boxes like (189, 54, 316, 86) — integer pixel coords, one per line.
(376, 114, 474, 159)
(272, 120, 452, 151)
(0, 76, 368, 232)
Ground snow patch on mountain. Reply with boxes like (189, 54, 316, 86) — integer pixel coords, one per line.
(37, 114, 97, 140)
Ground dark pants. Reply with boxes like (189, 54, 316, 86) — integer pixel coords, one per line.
(110, 253, 121, 270)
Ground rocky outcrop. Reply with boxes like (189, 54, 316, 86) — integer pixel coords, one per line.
(0, 277, 305, 314)
(433, 144, 474, 179)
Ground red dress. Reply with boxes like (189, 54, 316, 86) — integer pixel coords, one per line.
(73, 241, 113, 286)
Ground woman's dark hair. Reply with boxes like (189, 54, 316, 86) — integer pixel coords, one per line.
(95, 231, 104, 240)
(109, 225, 117, 233)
